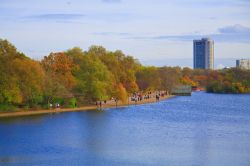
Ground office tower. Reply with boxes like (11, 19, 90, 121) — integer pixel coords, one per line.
(236, 59, 250, 70)
(193, 38, 214, 69)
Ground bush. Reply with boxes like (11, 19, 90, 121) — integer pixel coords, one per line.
(54, 98, 65, 106)
(67, 98, 77, 108)
(0, 104, 17, 111)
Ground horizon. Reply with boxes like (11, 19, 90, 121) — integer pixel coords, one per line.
(3, 40, 243, 69)
(1, 0, 250, 67)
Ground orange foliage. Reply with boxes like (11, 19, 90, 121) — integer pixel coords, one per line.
(117, 83, 128, 103)
(42, 52, 76, 89)
(181, 76, 197, 86)
(193, 75, 208, 87)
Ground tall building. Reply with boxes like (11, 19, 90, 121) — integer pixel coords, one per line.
(236, 59, 250, 70)
(193, 38, 214, 69)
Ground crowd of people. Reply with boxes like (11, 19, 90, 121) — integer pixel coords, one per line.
(130, 91, 167, 103)
(50, 91, 168, 111)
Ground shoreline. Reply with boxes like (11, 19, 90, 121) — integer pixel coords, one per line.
(0, 95, 175, 118)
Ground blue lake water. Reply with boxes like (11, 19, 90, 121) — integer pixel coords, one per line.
(0, 92, 250, 166)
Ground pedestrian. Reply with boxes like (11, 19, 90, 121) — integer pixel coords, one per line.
(115, 98, 118, 107)
(156, 95, 159, 102)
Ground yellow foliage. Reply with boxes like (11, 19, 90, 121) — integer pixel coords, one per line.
(181, 76, 197, 86)
(117, 83, 128, 104)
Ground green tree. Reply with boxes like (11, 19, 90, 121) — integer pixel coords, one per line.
(66, 47, 114, 102)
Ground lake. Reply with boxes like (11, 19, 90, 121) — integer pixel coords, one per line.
(0, 92, 250, 166)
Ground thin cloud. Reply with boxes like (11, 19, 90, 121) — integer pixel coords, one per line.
(24, 13, 85, 21)
(177, 0, 250, 7)
(209, 17, 216, 20)
(218, 24, 250, 34)
(102, 0, 122, 3)
(93, 32, 131, 36)
(129, 25, 250, 43)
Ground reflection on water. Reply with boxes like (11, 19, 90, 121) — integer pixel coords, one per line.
(0, 92, 250, 166)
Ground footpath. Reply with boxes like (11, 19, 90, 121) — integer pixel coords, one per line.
(0, 95, 175, 118)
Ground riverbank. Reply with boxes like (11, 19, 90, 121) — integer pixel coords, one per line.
(0, 95, 175, 118)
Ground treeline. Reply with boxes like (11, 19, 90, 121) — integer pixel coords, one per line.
(178, 68, 250, 93)
(0, 39, 249, 111)
(206, 69, 250, 93)
(0, 39, 183, 111)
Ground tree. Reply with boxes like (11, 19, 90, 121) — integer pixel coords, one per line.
(0, 40, 19, 104)
(182, 67, 193, 77)
(97, 49, 140, 94)
(115, 83, 128, 104)
(41, 52, 76, 106)
(136, 66, 161, 91)
(13, 58, 45, 106)
(66, 47, 115, 102)
(180, 76, 197, 86)
(206, 68, 250, 93)
(158, 66, 182, 93)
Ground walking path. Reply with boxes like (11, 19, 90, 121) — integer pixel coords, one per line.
(0, 95, 175, 118)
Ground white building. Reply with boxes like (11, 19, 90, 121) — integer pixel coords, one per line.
(236, 59, 250, 70)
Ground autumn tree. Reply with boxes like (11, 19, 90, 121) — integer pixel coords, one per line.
(136, 66, 161, 91)
(0, 39, 45, 109)
(180, 76, 197, 86)
(0, 39, 23, 105)
(41, 52, 76, 106)
(97, 48, 140, 94)
(158, 66, 182, 93)
(13, 58, 45, 107)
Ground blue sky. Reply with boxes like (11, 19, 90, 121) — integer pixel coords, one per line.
(1, 0, 250, 68)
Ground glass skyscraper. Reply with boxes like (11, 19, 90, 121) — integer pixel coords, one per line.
(193, 38, 214, 69)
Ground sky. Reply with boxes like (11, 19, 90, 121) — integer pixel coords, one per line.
(0, 0, 250, 68)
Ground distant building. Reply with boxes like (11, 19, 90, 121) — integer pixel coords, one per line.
(193, 38, 214, 69)
(236, 59, 250, 70)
